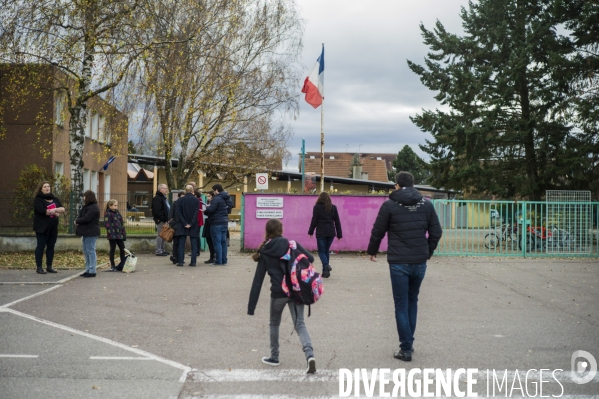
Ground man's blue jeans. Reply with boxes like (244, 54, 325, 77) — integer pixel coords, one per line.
(210, 224, 228, 264)
(316, 236, 335, 269)
(389, 262, 427, 353)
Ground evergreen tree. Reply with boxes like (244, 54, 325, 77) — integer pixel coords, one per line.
(391, 145, 430, 184)
(408, 0, 576, 200)
(553, 0, 599, 196)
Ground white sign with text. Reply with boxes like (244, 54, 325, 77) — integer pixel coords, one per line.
(256, 197, 283, 208)
(256, 210, 283, 219)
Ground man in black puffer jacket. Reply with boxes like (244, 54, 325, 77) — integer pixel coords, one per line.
(367, 171, 442, 362)
(203, 184, 233, 265)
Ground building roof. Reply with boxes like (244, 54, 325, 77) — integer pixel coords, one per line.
(127, 162, 154, 180)
(126, 154, 455, 195)
(270, 170, 455, 194)
(299, 152, 397, 182)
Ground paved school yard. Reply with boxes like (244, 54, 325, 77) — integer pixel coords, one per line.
(1, 237, 598, 398)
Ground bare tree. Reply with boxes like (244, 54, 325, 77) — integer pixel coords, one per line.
(130, 0, 303, 189)
(0, 0, 185, 207)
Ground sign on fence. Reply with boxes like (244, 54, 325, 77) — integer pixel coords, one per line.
(256, 210, 283, 219)
(256, 197, 283, 208)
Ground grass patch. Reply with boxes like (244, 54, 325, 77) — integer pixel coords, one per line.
(0, 251, 110, 269)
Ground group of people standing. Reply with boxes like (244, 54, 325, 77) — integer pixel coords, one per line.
(32, 171, 443, 374)
(152, 183, 233, 267)
(33, 183, 127, 277)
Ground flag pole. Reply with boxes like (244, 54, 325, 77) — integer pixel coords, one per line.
(320, 43, 325, 193)
(320, 98, 324, 193)
(301, 138, 305, 191)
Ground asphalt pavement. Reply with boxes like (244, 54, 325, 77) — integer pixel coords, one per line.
(1, 237, 598, 398)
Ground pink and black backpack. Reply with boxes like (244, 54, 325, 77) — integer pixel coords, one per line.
(280, 240, 324, 315)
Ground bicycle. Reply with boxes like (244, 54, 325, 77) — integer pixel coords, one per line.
(484, 222, 518, 249)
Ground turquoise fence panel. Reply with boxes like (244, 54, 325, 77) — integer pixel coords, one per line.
(430, 200, 599, 258)
(240, 193, 245, 250)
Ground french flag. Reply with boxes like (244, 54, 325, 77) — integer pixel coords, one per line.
(301, 46, 324, 108)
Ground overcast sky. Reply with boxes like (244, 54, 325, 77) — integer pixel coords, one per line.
(284, 0, 470, 171)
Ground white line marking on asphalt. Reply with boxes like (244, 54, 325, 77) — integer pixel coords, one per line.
(0, 285, 62, 309)
(0, 282, 61, 285)
(0, 354, 39, 358)
(188, 369, 599, 383)
(3, 308, 191, 380)
(89, 356, 154, 360)
(191, 369, 337, 382)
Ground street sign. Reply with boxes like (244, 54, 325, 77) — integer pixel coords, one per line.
(256, 173, 269, 190)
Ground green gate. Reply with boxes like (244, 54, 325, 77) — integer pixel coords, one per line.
(430, 200, 599, 257)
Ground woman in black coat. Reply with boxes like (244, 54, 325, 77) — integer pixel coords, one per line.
(169, 191, 185, 265)
(308, 191, 342, 278)
(75, 190, 101, 278)
(201, 191, 216, 264)
(33, 181, 66, 274)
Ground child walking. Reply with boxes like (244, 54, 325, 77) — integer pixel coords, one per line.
(247, 218, 316, 374)
(104, 199, 127, 272)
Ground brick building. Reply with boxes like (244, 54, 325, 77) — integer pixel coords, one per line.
(0, 64, 128, 227)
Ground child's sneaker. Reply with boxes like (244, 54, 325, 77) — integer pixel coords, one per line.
(262, 357, 279, 366)
(306, 357, 316, 373)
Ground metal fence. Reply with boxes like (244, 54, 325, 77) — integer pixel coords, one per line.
(0, 192, 155, 235)
(3, 190, 598, 257)
(430, 200, 599, 257)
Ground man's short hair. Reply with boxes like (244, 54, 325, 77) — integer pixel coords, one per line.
(158, 184, 167, 190)
(395, 171, 414, 187)
(212, 184, 223, 192)
(185, 185, 194, 193)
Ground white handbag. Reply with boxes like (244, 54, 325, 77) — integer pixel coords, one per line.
(122, 248, 137, 273)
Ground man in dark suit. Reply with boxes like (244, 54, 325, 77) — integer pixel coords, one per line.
(175, 185, 200, 266)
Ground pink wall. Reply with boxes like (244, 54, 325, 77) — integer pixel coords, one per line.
(242, 193, 389, 252)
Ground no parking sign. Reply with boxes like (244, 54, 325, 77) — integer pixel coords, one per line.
(255, 173, 268, 190)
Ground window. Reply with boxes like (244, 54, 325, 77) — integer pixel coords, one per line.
(55, 91, 66, 127)
(104, 174, 111, 201)
(91, 170, 98, 193)
(54, 162, 64, 176)
(83, 169, 90, 192)
(84, 109, 91, 137)
(376, 157, 382, 160)
(92, 112, 100, 141)
(98, 115, 106, 143)
(309, 155, 315, 159)
(329, 156, 335, 159)
(134, 191, 150, 207)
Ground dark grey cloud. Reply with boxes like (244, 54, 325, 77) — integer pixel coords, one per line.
(285, 0, 469, 171)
